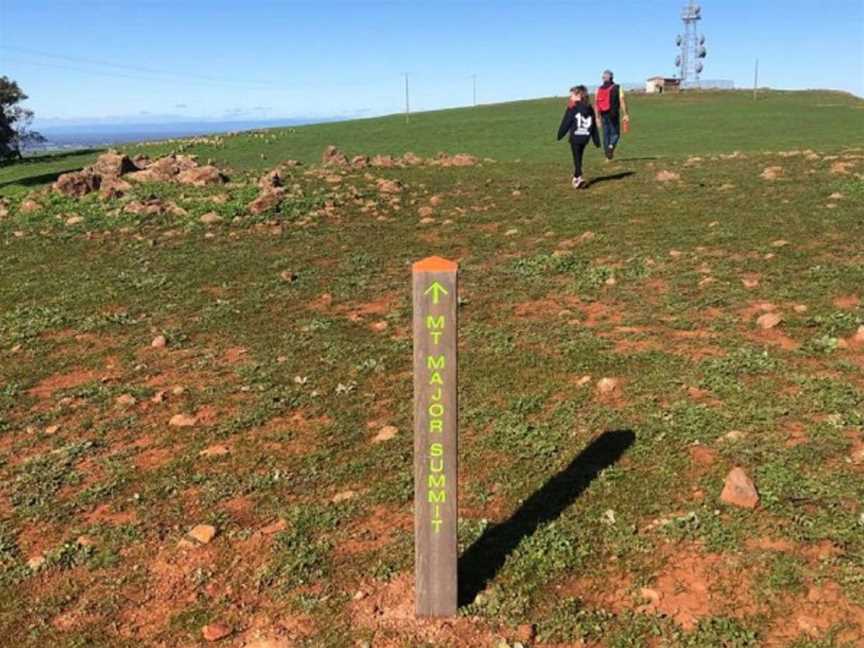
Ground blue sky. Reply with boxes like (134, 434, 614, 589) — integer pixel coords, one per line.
(1, 0, 862, 126)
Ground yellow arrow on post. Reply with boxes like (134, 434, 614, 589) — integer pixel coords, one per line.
(424, 281, 449, 305)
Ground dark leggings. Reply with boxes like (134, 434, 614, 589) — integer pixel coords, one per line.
(569, 135, 589, 177)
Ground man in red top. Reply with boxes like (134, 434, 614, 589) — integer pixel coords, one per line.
(594, 70, 630, 160)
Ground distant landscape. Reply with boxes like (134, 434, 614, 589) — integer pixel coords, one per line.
(27, 118, 334, 152)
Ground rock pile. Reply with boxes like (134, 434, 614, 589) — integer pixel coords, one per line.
(52, 150, 228, 199)
(319, 146, 480, 170)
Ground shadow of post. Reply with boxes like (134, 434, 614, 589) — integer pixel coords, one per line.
(458, 429, 635, 606)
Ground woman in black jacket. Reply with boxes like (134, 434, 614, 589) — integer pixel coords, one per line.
(557, 85, 601, 189)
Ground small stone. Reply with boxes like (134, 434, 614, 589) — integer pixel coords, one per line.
(199, 444, 230, 457)
(720, 467, 759, 509)
(793, 304, 808, 314)
(201, 622, 231, 642)
(65, 216, 84, 226)
(722, 429, 746, 442)
(353, 590, 368, 600)
(280, 270, 297, 283)
(151, 335, 167, 349)
(27, 555, 46, 570)
(504, 228, 518, 236)
(200, 212, 222, 224)
(169, 413, 197, 427)
(371, 321, 388, 332)
(771, 239, 789, 248)
(188, 524, 217, 544)
(756, 312, 782, 330)
(116, 394, 137, 407)
(373, 425, 399, 443)
(596, 377, 619, 395)
(44, 425, 61, 435)
(332, 490, 357, 503)
(640, 587, 661, 605)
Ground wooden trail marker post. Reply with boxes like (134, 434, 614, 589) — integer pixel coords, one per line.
(412, 256, 458, 617)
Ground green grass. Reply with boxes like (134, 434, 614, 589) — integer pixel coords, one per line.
(0, 89, 863, 647)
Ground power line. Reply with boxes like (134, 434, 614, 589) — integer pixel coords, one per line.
(0, 45, 278, 88)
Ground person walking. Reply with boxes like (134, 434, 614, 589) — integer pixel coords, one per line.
(556, 85, 600, 189)
(595, 70, 629, 160)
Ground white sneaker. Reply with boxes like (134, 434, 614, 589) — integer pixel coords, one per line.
(572, 176, 584, 189)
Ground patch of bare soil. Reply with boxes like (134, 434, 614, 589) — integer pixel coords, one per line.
(334, 504, 411, 559)
(765, 582, 864, 646)
(349, 572, 496, 647)
(565, 542, 760, 632)
(27, 368, 102, 400)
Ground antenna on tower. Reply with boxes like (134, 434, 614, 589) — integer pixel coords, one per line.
(675, 1, 707, 88)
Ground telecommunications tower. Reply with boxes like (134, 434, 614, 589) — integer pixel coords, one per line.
(675, 1, 707, 87)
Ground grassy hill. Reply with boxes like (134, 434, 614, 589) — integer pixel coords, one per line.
(2, 90, 862, 197)
(0, 90, 863, 647)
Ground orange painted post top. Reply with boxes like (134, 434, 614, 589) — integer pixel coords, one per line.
(412, 256, 458, 273)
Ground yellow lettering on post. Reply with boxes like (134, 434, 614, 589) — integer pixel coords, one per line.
(428, 474, 446, 489)
(430, 442, 443, 456)
(431, 519, 443, 532)
(426, 315, 445, 331)
(427, 355, 445, 370)
(430, 457, 444, 472)
(430, 419, 443, 433)
(429, 371, 443, 385)
(429, 403, 444, 417)
(428, 490, 446, 503)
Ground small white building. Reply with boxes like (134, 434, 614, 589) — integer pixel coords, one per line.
(646, 76, 681, 94)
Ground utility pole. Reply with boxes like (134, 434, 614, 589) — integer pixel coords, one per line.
(404, 73, 410, 123)
(471, 74, 477, 107)
(753, 59, 759, 100)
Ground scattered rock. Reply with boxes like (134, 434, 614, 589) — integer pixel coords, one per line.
(248, 188, 285, 215)
(373, 425, 399, 443)
(322, 145, 349, 166)
(27, 555, 46, 571)
(258, 169, 283, 189)
(199, 444, 230, 457)
(720, 467, 759, 509)
(376, 178, 402, 194)
(188, 524, 218, 544)
(151, 335, 167, 349)
(90, 150, 139, 177)
(199, 211, 222, 224)
(177, 165, 227, 187)
(116, 394, 137, 407)
(760, 166, 783, 180)
(53, 171, 101, 197)
(350, 154, 370, 168)
(44, 424, 61, 435)
(280, 270, 298, 283)
(656, 170, 681, 182)
(756, 312, 782, 330)
(370, 154, 396, 168)
(169, 413, 197, 427)
(830, 160, 855, 175)
(65, 215, 84, 226)
(201, 622, 231, 642)
(596, 377, 619, 395)
(331, 490, 357, 503)
(99, 176, 132, 199)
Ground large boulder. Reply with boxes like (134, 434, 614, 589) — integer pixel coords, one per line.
(248, 188, 285, 215)
(90, 150, 139, 177)
(258, 169, 283, 190)
(370, 154, 396, 168)
(53, 171, 101, 197)
(99, 176, 132, 200)
(176, 165, 227, 187)
(322, 145, 348, 166)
